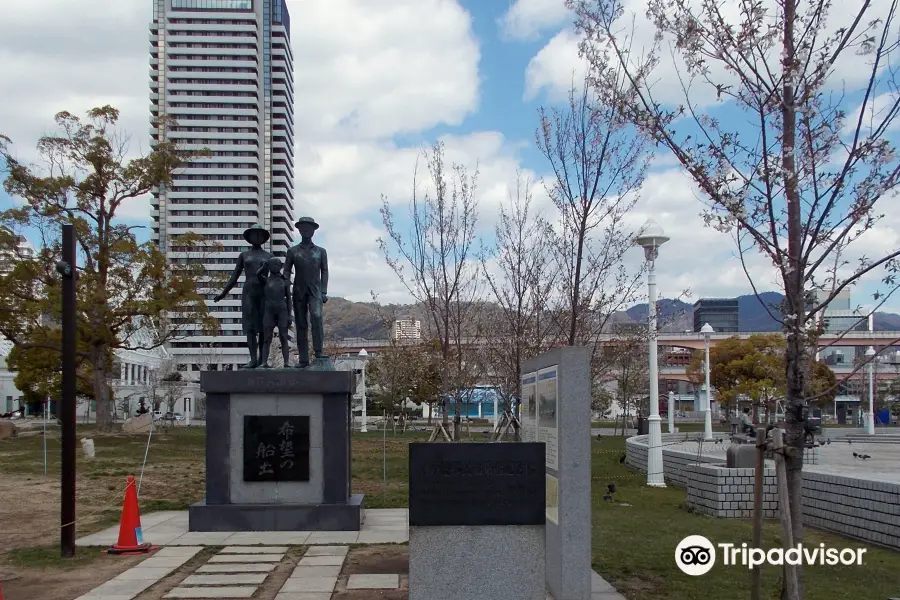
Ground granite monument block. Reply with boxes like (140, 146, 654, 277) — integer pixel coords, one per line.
(522, 347, 591, 600)
(188, 369, 363, 532)
(408, 442, 546, 600)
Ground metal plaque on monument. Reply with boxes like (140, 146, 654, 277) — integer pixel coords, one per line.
(188, 220, 364, 532)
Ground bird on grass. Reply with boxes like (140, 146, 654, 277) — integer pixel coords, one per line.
(603, 483, 617, 501)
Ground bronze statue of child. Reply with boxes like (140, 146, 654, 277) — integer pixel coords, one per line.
(256, 257, 292, 368)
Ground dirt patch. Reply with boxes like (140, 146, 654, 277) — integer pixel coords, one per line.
(332, 546, 409, 600)
(613, 574, 665, 594)
(0, 429, 206, 556)
(342, 545, 409, 575)
(0, 551, 145, 600)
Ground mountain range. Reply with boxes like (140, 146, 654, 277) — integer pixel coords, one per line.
(322, 292, 900, 340)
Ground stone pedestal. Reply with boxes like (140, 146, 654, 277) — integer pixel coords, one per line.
(407, 442, 546, 600)
(188, 369, 364, 532)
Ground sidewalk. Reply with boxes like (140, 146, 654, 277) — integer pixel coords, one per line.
(76, 509, 625, 600)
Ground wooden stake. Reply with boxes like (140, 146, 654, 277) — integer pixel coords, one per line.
(772, 428, 798, 600)
(750, 426, 766, 600)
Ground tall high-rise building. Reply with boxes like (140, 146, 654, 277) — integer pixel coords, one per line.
(149, 0, 295, 374)
(692, 298, 739, 333)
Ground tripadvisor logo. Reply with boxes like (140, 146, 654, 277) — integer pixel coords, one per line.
(675, 536, 866, 576)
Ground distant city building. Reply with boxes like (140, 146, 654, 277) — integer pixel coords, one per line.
(392, 318, 422, 341)
(692, 298, 739, 333)
(814, 288, 852, 311)
(0, 232, 34, 274)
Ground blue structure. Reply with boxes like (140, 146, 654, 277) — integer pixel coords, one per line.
(443, 386, 506, 419)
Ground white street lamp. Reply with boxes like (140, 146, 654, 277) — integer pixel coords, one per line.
(865, 346, 876, 435)
(635, 218, 669, 488)
(700, 322, 715, 441)
(359, 348, 368, 433)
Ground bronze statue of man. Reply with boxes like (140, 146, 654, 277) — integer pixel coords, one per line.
(213, 224, 272, 368)
(284, 217, 328, 368)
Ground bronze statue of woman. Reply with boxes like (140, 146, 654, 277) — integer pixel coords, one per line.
(213, 224, 273, 368)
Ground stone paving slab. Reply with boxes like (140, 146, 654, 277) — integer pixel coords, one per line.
(208, 553, 284, 563)
(278, 577, 337, 593)
(347, 574, 400, 589)
(164, 586, 258, 598)
(113, 566, 177, 581)
(225, 532, 310, 545)
(297, 555, 345, 566)
(289, 565, 342, 578)
(221, 545, 289, 553)
(304, 532, 360, 545)
(181, 573, 269, 585)
(302, 545, 348, 557)
(196, 563, 276, 574)
(75, 546, 203, 600)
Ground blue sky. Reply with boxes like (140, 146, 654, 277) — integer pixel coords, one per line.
(1, 0, 898, 314)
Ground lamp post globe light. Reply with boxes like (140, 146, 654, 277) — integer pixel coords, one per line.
(635, 218, 669, 488)
(865, 346, 876, 435)
(359, 348, 368, 433)
(700, 322, 715, 441)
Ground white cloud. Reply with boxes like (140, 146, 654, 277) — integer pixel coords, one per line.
(526, 0, 900, 109)
(523, 29, 588, 102)
(498, 0, 572, 41)
(842, 92, 900, 137)
(291, 0, 480, 141)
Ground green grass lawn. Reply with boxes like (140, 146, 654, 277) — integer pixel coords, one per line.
(590, 436, 900, 599)
(2, 426, 898, 598)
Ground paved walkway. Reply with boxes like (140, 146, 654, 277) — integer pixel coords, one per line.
(75, 509, 624, 600)
(664, 435, 900, 483)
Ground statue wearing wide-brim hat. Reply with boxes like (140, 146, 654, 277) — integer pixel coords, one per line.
(244, 224, 271, 244)
(214, 224, 273, 368)
(294, 217, 319, 230)
(285, 216, 330, 369)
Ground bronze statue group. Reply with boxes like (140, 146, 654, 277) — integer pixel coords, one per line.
(214, 217, 329, 369)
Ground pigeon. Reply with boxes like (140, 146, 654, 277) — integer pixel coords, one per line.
(715, 438, 723, 445)
(848, 439, 852, 444)
(853, 452, 859, 458)
(860, 454, 871, 460)
(603, 483, 617, 501)
(619, 455, 626, 464)
(826, 439, 832, 445)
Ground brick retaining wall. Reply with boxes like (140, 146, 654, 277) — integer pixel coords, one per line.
(685, 463, 779, 519)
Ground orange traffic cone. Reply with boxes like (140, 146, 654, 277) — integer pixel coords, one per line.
(107, 475, 153, 555)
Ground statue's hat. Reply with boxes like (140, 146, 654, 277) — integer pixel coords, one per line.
(295, 216, 320, 230)
(243, 224, 271, 244)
